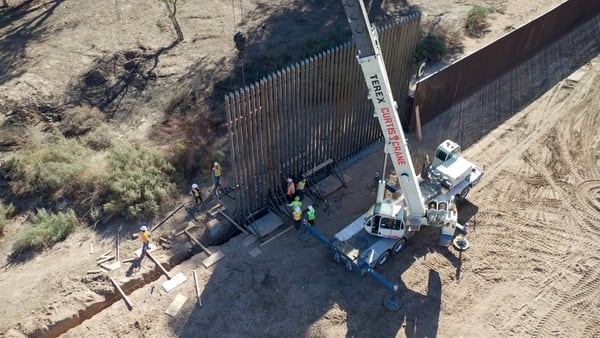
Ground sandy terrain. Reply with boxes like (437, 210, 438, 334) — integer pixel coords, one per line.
(3, 0, 597, 337)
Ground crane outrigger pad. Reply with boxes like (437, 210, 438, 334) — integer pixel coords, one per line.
(452, 235, 470, 251)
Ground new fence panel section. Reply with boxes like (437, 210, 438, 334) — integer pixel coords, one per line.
(226, 14, 421, 220)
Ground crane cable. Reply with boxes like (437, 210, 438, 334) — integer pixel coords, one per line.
(232, 0, 246, 86)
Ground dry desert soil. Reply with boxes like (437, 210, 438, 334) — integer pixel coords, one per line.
(3, 0, 599, 337)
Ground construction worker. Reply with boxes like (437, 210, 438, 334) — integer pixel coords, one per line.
(292, 207, 303, 230)
(286, 178, 295, 202)
(306, 205, 316, 226)
(191, 183, 203, 206)
(140, 226, 151, 254)
(212, 162, 222, 194)
(297, 178, 306, 201)
(288, 196, 302, 210)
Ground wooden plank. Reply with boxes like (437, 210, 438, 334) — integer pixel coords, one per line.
(242, 234, 257, 247)
(109, 277, 133, 310)
(97, 255, 115, 265)
(302, 159, 333, 178)
(116, 224, 121, 262)
(218, 209, 249, 234)
(248, 247, 262, 257)
(202, 250, 225, 268)
(96, 250, 112, 261)
(184, 229, 213, 256)
(100, 261, 121, 271)
(162, 272, 187, 293)
(145, 251, 172, 279)
(259, 225, 294, 247)
(165, 293, 187, 316)
(193, 270, 202, 307)
(174, 221, 199, 237)
(151, 203, 186, 232)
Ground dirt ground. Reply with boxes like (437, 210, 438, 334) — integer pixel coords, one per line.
(3, 0, 596, 337)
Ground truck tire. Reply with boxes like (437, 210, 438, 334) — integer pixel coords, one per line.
(391, 238, 406, 255)
(376, 251, 391, 267)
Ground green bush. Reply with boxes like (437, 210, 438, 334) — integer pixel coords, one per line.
(9, 135, 91, 198)
(415, 32, 447, 63)
(465, 5, 492, 35)
(12, 208, 78, 254)
(103, 142, 176, 219)
(0, 202, 16, 236)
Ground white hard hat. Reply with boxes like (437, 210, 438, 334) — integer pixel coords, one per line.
(287, 178, 293, 183)
(140, 226, 148, 231)
(192, 183, 198, 189)
(214, 162, 219, 166)
(308, 205, 313, 211)
(294, 207, 300, 212)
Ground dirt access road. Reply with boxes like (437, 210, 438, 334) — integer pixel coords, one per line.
(4, 0, 597, 337)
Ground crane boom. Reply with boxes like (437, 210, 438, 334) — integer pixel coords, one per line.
(340, 0, 426, 217)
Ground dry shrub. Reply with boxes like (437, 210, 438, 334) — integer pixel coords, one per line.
(59, 105, 105, 137)
(432, 25, 464, 56)
(465, 5, 492, 37)
(153, 105, 215, 178)
(0, 202, 17, 237)
(83, 124, 113, 150)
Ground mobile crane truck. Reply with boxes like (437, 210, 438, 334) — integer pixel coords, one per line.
(300, 0, 484, 311)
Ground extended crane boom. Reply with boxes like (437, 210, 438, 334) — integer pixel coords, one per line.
(340, 1, 426, 219)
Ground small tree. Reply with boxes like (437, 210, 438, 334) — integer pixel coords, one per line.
(160, 0, 184, 42)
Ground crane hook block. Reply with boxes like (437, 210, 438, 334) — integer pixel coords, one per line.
(234, 31, 247, 51)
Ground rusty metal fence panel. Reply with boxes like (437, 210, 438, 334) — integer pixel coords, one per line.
(225, 14, 421, 220)
(412, 0, 600, 129)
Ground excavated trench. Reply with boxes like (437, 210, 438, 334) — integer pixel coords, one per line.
(33, 223, 239, 338)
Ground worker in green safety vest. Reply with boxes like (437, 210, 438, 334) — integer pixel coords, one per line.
(306, 205, 315, 226)
(288, 196, 302, 210)
(297, 178, 306, 201)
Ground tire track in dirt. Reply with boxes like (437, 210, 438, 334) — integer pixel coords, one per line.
(532, 256, 600, 337)
(522, 151, 600, 236)
(576, 180, 600, 221)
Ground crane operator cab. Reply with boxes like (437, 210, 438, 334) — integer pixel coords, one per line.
(364, 201, 411, 239)
(432, 140, 461, 167)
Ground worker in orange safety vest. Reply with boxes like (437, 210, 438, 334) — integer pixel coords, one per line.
(140, 226, 151, 254)
(286, 177, 295, 202)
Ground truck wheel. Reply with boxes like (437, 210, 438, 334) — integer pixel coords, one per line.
(334, 253, 341, 263)
(377, 251, 391, 267)
(391, 239, 406, 255)
(345, 260, 353, 271)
